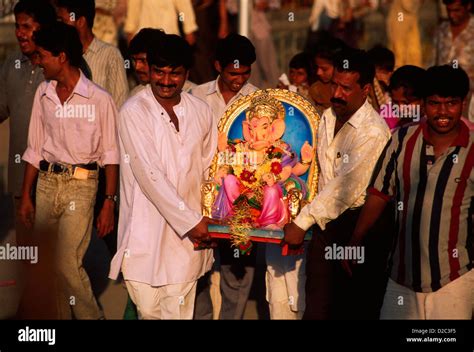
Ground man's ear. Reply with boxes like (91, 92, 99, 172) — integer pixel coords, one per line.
(214, 61, 222, 74)
(362, 82, 371, 98)
(76, 16, 87, 30)
(59, 51, 67, 64)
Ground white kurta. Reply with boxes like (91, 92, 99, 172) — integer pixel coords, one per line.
(109, 86, 217, 286)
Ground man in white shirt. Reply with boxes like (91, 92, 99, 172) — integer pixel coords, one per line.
(129, 28, 196, 97)
(192, 33, 257, 320)
(109, 34, 217, 319)
(283, 48, 391, 319)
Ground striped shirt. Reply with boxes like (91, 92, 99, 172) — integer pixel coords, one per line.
(369, 121, 474, 292)
(83, 37, 129, 108)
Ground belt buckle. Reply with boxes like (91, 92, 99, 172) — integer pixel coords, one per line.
(73, 166, 90, 180)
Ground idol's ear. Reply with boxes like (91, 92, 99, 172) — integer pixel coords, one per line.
(270, 119, 285, 141)
(243, 120, 252, 142)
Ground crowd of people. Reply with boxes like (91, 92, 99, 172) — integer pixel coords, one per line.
(0, 0, 472, 320)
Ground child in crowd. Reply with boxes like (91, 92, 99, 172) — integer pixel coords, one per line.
(278, 52, 315, 100)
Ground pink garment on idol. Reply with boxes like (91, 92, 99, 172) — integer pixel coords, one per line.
(257, 184, 288, 228)
(212, 174, 241, 219)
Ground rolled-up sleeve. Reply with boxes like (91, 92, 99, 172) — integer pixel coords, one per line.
(99, 95, 120, 166)
(22, 86, 45, 169)
(293, 131, 391, 231)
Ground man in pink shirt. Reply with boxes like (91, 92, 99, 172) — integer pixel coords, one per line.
(18, 22, 120, 319)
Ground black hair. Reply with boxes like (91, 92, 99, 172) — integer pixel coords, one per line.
(367, 45, 395, 72)
(388, 65, 426, 99)
(215, 33, 256, 68)
(56, 0, 95, 29)
(129, 28, 165, 56)
(312, 36, 347, 65)
(147, 34, 193, 70)
(442, 0, 471, 6)
(424, 65, 470, 100)
(33, 21, 83, 68)
(14, 0, 57, 28)
(334, 48, 375, 87)
(289, 52, 315, 84)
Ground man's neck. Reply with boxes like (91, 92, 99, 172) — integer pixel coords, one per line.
(80, 30, 95, 53)
(55, 67, 81, 103)
(427, 124, 461, 146)
(451, 16, 470, 39)
(217, 76, 239, 105)
(154, 94, 181, 111)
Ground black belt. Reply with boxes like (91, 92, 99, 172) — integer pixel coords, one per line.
(39, 160, 98, 173)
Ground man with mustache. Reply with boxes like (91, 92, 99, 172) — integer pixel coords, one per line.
(343, 65, 474, 319)
(109, 34, 217, 319)
(283, 48, 391, 319)
(129, 28, 196, 97)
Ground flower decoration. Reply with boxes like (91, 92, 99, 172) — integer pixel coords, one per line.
(270, 161, 282, 175)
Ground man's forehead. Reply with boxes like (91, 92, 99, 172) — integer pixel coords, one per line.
(223, 63, 251, 73)
(131, 53, 147, 59)
(446, 1, 468, 9)
(427, 95, 462, 102)
(334, 69, 360, 83)
(15, 13, 38, 25)
(152, 64, 185, 71)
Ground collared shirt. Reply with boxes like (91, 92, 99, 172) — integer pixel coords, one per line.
(369, 122, 473, 292)
(191, 78, 258, 125)
(83, 37, 129, 107)
(124, 0, 198, 36)
(109, 87, 217, 286)
(0, 51, 44, 196)
(434, 16, 474, 95)
(294, 100, 391, 231)
(22, 71, 120, 168)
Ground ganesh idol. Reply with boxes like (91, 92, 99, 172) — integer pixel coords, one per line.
(212, 92, 315, 230)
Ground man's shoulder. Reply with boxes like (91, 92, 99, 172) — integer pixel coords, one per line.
(1, 50, 29, 74)
(191, 80, 215, 98)
(182, 91, 212, 112)
(34, 80, 50, 98)
(92, 38, 124, 59)
(86, 77, 114, 101)
(364, 103, 391, 135)
(390, 123, 421, 143)
(242, 82, 258, 95)
(121, 87, 150, 113)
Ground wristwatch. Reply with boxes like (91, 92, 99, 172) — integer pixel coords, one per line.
(105, 194, 118, 202)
